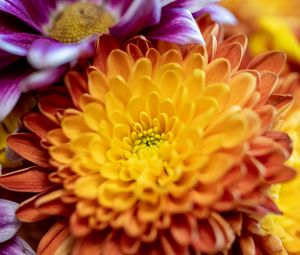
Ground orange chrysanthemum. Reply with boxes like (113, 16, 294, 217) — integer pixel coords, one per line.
(0, 23, 296, 255)
(261, 74, 300, 254)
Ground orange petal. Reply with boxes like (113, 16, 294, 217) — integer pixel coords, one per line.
(102, 234, 123, 255)
(65, 71, 88, 109)
(249, 136, 277, 157)
(257, 196, 281, 215)
(256, 105, 276, 133)
(157, 40, 181, 54)
(267, 94, 294, 114)
(37, 221, 70, 255)
(226, 213, 243, 236)
(70, 213, 91, 237)
(248, 51, 286, 74)
(7, 133, 51, 168)
(211, 213, 235, 247)
(120, 233, 141, 254)
(53, 236, 75, 255)
(231, 159, 261, 195)
(193, 218, 225, 253)
(107, 49, 133, 80)
(126, 43, 144, 61)
(38, 199, 72, 217)
(205, 34, 217, 62)
(215, 42, 243, 72)
(226, 72, 256, 107)
(160, 49, 183, 65)
(160, 233, 188, 255)
(265, 131, 292, 154)
(206, 58, 230, 84)
(203, 23, 220, 44)
(131, 36, 151, 55)
(93, 34, 120, 72)
(72, 234, 104, 255)
(222, 34, 248, 52)
(145, 48, 160, 68)
(87, 67, 109, 102)
(39, 94, 74, 123)
(239, 235, 255, 255)
(170, 215, 191, 246)
(0, 166, 51, 192)
(16, 194, 49, 222)
(256, 71, 278, 107)
(266, 165, 296, 184)
(24, 113, 58, 139)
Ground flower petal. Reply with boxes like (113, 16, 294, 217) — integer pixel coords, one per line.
(0, 236, 34, 255)
(37, 221, 70, 255)
(27, 37, 96, 70)
(0, 33, 40, 56)
(248, 51, 286, 74)
(163, 0, 218, 13)
(0, 12, 34, 33)
(7, 133, 51, 168)
(0, 166, 51, 193)
(0, 49, 19, 68)
(0, 0, 59, 32)
(110, 0, 161, 39)
(20, 65, 68, 92)
(195, 4, 237, 25)
(16, 193, 51, 223)
(105, 0, 133, 17)
(0, 199, 20, 243)
(147, 8, 204, 44)
(0, 63, 31, 121)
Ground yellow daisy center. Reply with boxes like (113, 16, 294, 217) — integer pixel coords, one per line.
(48, 2, 116, 43)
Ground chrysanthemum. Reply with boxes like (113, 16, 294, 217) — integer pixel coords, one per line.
(0, 199, 35, 255)
(0, 23, 295, 254)
(262, 75, 300, 254)
(0, 0, 236, 121)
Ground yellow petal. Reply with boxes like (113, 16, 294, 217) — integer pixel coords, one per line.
(74, 175, 103, 199)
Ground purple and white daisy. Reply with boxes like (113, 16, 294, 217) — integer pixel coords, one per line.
(0, 0, 235, 121)
(0, 199, 35, 255)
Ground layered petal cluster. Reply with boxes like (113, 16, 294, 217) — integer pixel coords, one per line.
(262, 75, 300, 254)
(0, 199, 35, 255)
(0, 23, 296, 254)
(0, 0, 234, 121)
(221, 0, 300, 64)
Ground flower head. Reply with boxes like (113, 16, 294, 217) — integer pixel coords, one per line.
(0, 0, 234, 121)
(0, 22, 295, 254)
(262, 75, 300, 254)
(0, 199, 35, 255)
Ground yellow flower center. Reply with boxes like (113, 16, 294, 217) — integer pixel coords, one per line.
(48, 2, 116, 43)
(129, 123, 171, 156)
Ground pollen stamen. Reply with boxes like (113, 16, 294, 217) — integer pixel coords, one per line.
(48, 2, 116, 43)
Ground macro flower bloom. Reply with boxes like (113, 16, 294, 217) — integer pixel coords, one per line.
(0, 199, 35, 255)
(262, 75, 300, 254)
(0, 0, 235, 121)
(221, 0, 300, 64)
(0, 22, 295, 254)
